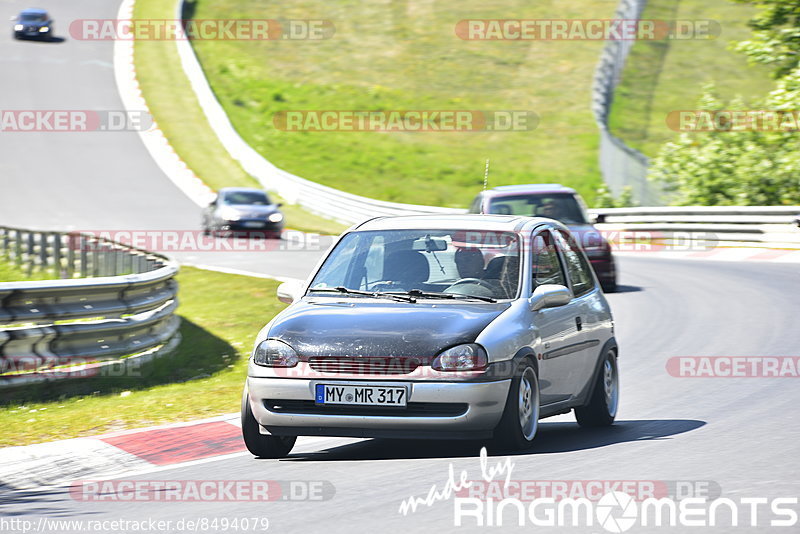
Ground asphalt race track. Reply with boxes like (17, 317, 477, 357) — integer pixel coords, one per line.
(0, 0, 332, 280)
(1, 0, 799, 532)
(1, 255, 799, 532)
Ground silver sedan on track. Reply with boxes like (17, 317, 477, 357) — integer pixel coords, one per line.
(241, 215, 619, 457)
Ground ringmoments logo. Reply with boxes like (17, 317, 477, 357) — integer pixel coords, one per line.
(398, 451, 799, 529)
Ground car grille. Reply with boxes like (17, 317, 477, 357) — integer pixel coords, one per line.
(263, 400, 468, 417)
(307, 357, 421, 375)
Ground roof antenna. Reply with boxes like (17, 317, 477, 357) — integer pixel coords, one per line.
(483, 158, 490, 191)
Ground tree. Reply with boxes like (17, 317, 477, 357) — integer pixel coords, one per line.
(649, 82, 800, 205)
(732, 0, 800, 78)
(647, 2, 800, 205)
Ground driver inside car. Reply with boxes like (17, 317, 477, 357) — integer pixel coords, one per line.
(454, 247, 485, 279)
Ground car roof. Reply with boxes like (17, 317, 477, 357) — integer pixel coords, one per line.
(484, 183, 577, 196)
(20, 8, 48, 15)
(354, 214, 559, 233)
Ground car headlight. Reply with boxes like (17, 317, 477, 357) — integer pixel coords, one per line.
(432, 344, 488, 371)
(14, 24, 23, 31)
(253, 339, 299, 367)
(268, 212, 283, 223)
(218, 206, 241, 221)
(39, 26, 49, 32)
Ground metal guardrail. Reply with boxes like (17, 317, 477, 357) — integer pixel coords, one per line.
(590, 206, 800, 248)
(0, 226, 180, 388)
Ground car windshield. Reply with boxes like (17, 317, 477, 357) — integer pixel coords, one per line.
(222, 191, 269, 205)
(487, 193, 589, 224)
(309, 229, 521, 300)
(20, 13, 47, 22)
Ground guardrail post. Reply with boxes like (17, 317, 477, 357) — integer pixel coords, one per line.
(66, 234, 76, 278)
(26, 231, 34, 276)
(52, 233, 63, 278)
(14, 229, 23, 267)
(39, 232, 49, 274)
(91, 238, 101, 277)
(1, 227, 8, 258)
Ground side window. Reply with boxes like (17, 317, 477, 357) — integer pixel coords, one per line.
(531, 232, 566, 289)
(469, 196, 482, 214)
(554, 230, 595, 297)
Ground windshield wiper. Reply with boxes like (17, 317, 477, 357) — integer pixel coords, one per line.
(310, 286, 417, 303)
(403, 289, 497, 303)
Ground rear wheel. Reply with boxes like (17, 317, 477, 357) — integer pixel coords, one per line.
(575, 350, 619, 427)
(494, 360, 540, 450)
(241, 387, 296, 458)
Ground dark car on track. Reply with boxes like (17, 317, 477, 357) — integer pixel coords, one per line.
(469, 184, 617, 292)
(11, 8, 53, 40)
(202, 187, 284, 238)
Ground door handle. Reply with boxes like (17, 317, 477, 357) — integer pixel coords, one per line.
(575, 316, 582, 331)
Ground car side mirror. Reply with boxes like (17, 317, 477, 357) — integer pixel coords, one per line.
(529, 284, 571, 311)
(794, 215, 800, 228)
(277, 203, 283, 208)
(593, 213, 607, 224)
(277, 280, 303, 304)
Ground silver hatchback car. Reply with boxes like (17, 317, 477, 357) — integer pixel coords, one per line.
(241, 215, 619, 457)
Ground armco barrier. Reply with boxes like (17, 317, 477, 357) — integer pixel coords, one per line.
(0, 226, 180, 388)
(589, 206, 800, 248)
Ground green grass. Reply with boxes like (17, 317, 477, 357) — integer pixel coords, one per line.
(0, 265, 286, 447)
(186, 0, 620, 207)
(0, 257, 57, 282)
(133, 0, 348, 235)
(608, 0, 774, 156)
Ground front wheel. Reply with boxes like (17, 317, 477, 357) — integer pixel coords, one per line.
(493, 360, 540, 450)
(575, 350, 619, 427)
(241, 387, 296, 458)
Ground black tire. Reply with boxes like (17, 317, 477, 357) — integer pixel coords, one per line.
(493, 359, 540, 450)
(241, 387, 296, 458)
(575, 350, 619, 427)
(601, 279, 618, 293)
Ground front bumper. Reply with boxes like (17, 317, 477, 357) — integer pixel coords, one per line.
(216, 220, 283, 236)
(246, 376, 512, 439)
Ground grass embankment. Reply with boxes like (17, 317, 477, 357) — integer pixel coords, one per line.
(607, 0, 774, 156)
(183, 0, 620, 207)
(0, 263, 286, 447)
(133, 0, 348, 235)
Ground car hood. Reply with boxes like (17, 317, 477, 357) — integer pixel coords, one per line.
(267, 298, 511, 360)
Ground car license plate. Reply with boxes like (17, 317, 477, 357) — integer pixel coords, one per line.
(315, 384, 407, 406)
(242, 221, 265, 228)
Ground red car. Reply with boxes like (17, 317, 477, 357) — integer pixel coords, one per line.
(468, 184, 617, 292)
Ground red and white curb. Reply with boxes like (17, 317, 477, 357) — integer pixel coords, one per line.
(616, 247, 800, 263)
(0, 414, 244, 490)
(113, 0, 215, 208)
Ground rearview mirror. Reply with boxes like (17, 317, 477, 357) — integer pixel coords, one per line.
(277, 280, 303, 304)
(529, 284, 571, 311)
